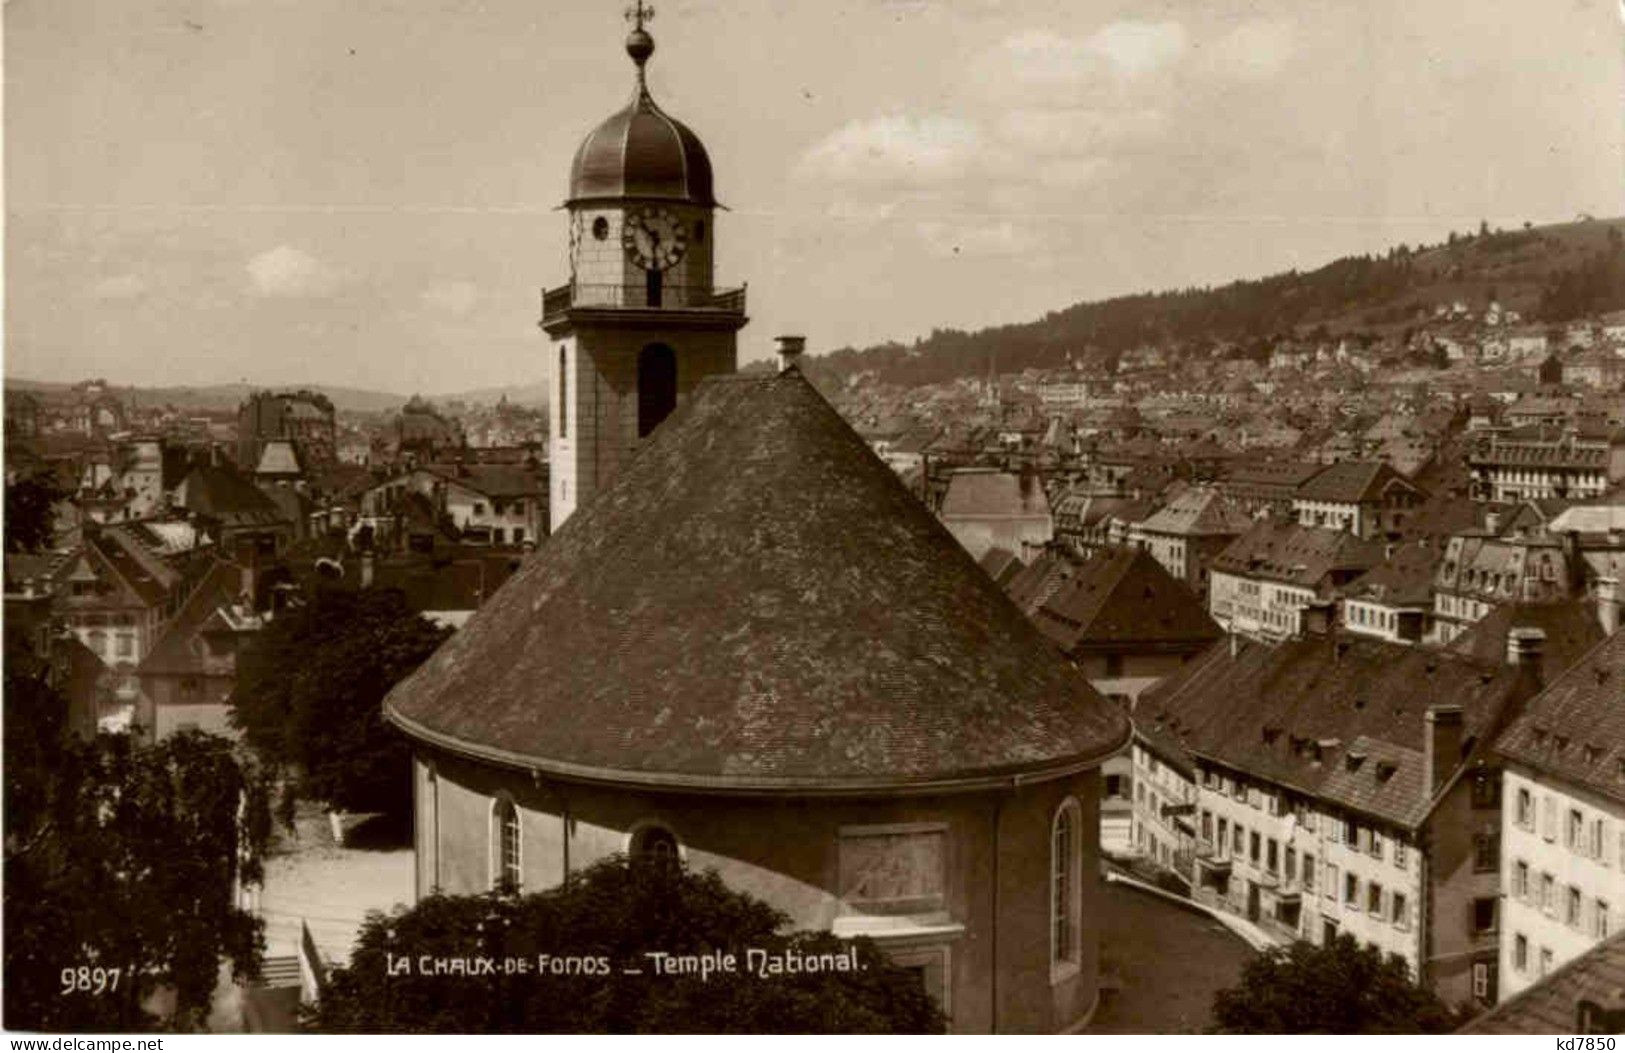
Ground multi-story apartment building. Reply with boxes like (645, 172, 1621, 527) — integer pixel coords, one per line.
(1430, 530, 1582, 645)
(1340, 539, 1442, 645)
(237, 390, 337, 469)
(1466, 427, 1625, 503)
(1494, 629, 1625, 1003)
(1131, 485, 1251, 597)
(1291, 460, 1428, 540)
(362, 464, 548, 548)
(1140, 627, 1546, 1009)
(1213, 459, 1323, 519)
(1208, 521, 1384, 642)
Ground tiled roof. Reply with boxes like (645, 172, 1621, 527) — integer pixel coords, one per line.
(1344, 540, 1440, 607)
(1493, 629, 1625, 808)
(178, 465, 288, 529)
(1447, 600, 1608, 680)
(1030, 547, 1220, 655)
(940, 469, 1052, 520)
(1138, 633, 1536, 828)
(1295, 461, 1423, 504)
(423, 464, 544, 500)
(1211, 520, 1385, 590)
(1459, 931, 1625, 1034)
(136, 560, 249, 678)
(385, 370, 1130, 791)
(1137, 486, 1252, 538)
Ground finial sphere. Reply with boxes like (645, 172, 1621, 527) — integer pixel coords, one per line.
(626, 27, 654, 66)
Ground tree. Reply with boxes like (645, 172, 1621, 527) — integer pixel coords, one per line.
(307, 857, 945, 1033)
(4, 634, 273, 1031)
(1210, 935, 1465, 1034)
(5, 466, 67, 553)
(232, 586, 450, 816)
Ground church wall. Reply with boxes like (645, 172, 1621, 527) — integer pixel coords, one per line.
(415, 746, 1107, 1033)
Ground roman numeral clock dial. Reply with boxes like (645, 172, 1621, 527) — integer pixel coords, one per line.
(622, 207, 688, 271)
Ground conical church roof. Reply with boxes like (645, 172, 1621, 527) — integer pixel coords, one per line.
(384, 369, 1129, 793)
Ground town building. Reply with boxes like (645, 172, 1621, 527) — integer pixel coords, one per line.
(1429, 530, 1584, 645)
(1460, 930, 1625, 1034)
(360, 464, 547, 548)
(1493, 626, 1625, 1004)
(237, 390, 337, 470)
(1291, 460, 1428, 540)
(1139, 626, 1545, 1009)
(1467, 427, 1625, 502)
(1207, 521, 1384, 642)
(938, 467, 1054, 564)
(1131, 485, 1251, 597)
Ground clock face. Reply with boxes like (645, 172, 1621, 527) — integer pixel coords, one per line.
(622, 207, 688, 272)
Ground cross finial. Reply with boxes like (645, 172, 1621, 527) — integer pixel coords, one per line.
(625, 1, 654, 32)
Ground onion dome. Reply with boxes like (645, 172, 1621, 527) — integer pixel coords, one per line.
(566, 22, 716, 207)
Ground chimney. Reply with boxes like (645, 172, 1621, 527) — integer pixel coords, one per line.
(775, 335, 806, 373)
(1424, 704, 1465, 794)
(1484, 508, 1501, 535)
(1598, 577, 1620, 637)
(1507, 626, 1546, 685)
(361, 551, 375, 589)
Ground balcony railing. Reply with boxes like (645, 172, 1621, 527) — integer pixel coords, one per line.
(540, 282, 747, 319)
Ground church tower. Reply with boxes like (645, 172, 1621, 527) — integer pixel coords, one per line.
(542, 5, 747, 529)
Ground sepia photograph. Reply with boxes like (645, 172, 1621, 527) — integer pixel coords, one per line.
(3, 0, 1624, 1038)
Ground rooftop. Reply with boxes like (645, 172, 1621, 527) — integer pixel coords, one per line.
(385, 370, 1129, 793)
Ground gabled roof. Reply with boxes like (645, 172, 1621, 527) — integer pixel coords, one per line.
(136, 560, 250, 678)
(1139, 633, 1535, 829)
(1344, 540, 1440, 607)
(1459, 931, 1625, 1034)
(1295, 460, 1424, 504)
(1136, 486, 1251, 538)
(1493, 628, 1625, 807)
(1447, 599, 1607, 679)
(385, 370, 1129, 792)
(1030, 547, 1221, 655)
(177, 464, 288, 529)
(1211, 520, 1385, 590)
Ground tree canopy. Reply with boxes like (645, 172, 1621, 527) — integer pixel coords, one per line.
(307, 857, 946, 1034)
(1210, 934, 1465, 1034)
(4, 632, 273, 1031)
(231, 585, 450, 816)
(4, 466, 67, 553)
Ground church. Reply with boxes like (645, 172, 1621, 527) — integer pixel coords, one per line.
(382, 10, 1130, 1033)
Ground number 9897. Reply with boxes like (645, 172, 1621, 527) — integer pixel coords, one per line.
(61, 966, 120, 996)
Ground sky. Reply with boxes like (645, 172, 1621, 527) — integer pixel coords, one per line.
(6, 0, 1624, 395)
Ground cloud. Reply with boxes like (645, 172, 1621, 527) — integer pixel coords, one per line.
(997, 21, 1188, 87)
(246, 245, 340, 297)
(797, 114, 983, 187)
(1202, 20, 1294, 81)
(91, 273, 147, 300)
(422, 280, 480, 315)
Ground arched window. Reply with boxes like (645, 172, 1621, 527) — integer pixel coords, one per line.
(492, 796, 521, 891)
(630, 823, 680, 869)
(637, 343, 678, 438)
(558, 346, 568, 440)
(1051, 798, 1082, 973)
